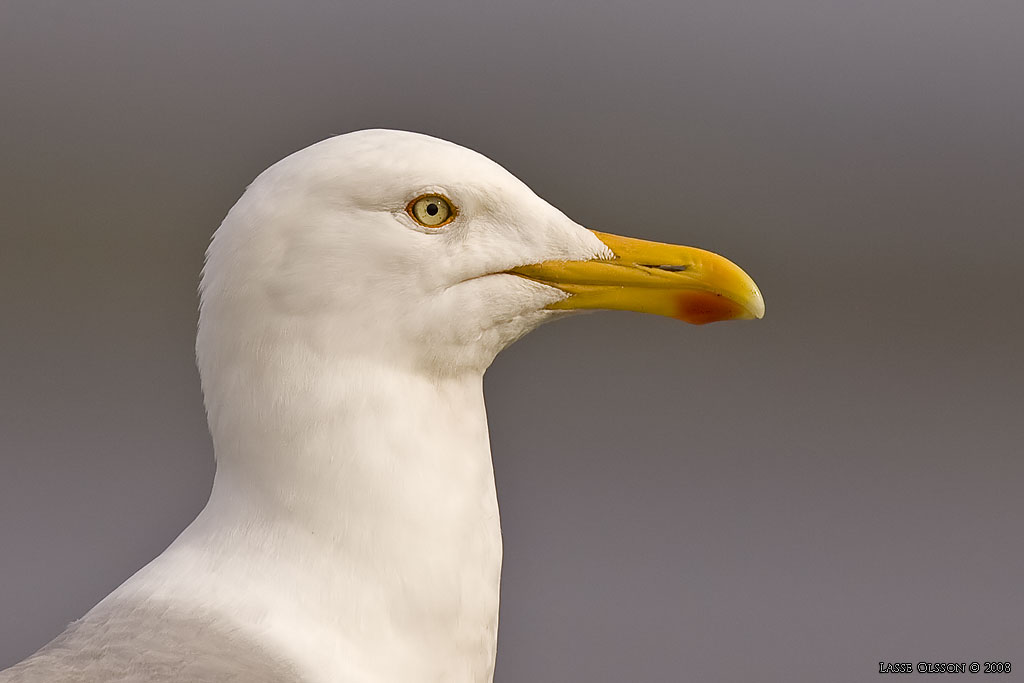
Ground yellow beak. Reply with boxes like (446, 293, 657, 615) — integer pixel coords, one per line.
(507, 231, 765, 324)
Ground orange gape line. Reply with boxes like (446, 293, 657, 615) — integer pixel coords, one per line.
(673, 290, 745, 325)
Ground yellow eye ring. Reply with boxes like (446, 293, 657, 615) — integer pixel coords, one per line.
(406, 194, 456, 228)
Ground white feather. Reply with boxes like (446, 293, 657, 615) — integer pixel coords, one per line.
(3, 130, 611, 683)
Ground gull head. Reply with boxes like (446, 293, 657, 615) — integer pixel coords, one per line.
(197, 129, 764, 384)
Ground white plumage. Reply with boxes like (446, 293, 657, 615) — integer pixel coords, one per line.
(1, 129, 762, 683)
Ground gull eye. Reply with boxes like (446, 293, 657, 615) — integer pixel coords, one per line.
(407, 194, 455, 228)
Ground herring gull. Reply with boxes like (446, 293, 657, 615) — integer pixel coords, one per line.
(1, 129, 764, 683)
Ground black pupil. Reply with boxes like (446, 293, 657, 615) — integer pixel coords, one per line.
(426, 202, 439, 216)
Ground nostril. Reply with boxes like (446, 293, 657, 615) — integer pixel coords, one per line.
(643, 264, 689, 273)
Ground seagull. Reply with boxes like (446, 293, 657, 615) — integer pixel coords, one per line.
(1, 129, 764, 683)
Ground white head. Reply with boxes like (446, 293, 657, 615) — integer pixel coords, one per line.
(197, 129, 762, 440)
(197, 130, 610, 380)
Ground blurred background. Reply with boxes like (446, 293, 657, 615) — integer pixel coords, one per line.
(1, 1, 1022, 681)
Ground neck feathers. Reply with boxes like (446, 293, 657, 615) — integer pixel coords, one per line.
(116, 360, 504, 683)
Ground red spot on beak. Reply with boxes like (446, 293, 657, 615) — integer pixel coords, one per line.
(673, 291, 745, 325)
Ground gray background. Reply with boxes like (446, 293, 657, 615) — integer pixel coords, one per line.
(1, 1, 1022, 681)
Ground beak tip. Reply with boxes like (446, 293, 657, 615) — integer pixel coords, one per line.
(750, 289, 766, 320)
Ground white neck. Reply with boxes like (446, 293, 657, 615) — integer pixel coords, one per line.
(108, 359, 503, 683)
